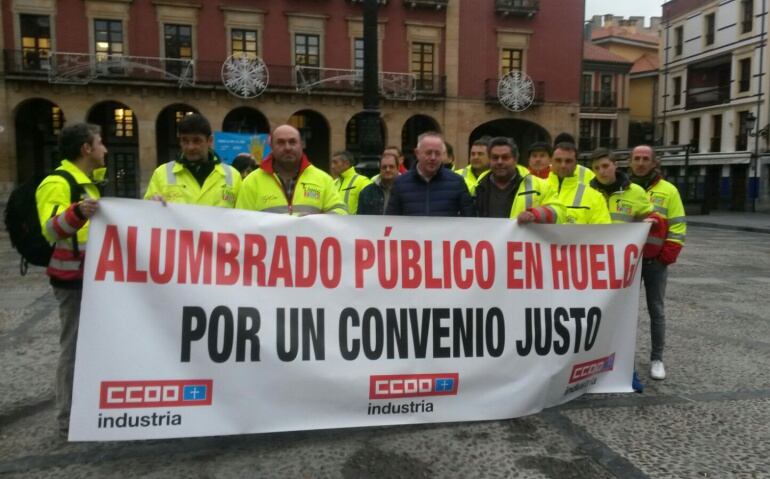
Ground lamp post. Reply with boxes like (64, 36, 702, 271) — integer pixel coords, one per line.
(355, 0, 384, 178)
(682, 139, 697, 208)
(745, 111, 768, 212)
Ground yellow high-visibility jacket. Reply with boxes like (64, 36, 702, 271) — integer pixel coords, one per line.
(547, 166, 610, 224)
(634, 174, 686, 265)
(144, 156, 241, 208)
(474, 172, 565, 223)
(36, 159, 101, 284)
(236, 154, 348, 215)
(334, 166, 371, 214)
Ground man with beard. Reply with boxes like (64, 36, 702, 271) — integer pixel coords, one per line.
(236, 125, 347, 215)
(475, 136, 563, 223)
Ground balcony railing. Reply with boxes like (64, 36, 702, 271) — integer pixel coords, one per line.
(581, 91, 617, 108)
(4, 50, 442, 100)
(710, 137, 721, 152)
(495, 0, 540, 17)
(735, 135, 749, 151)
(403, 0, 448, 9)
(485, 78, 546, 104)
(579, 137, 619, 151)
(686, 85, 730, 109)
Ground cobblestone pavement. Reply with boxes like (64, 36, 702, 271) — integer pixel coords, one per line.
(1, 225, 768, 478)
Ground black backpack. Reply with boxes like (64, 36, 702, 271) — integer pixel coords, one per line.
(4, 170, 83, 275)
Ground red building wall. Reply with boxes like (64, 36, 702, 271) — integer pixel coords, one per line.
(457, 0, 584, 103)
(3, 0, 581, 102)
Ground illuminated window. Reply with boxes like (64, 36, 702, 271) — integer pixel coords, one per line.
(500, 48, 522, 76)
(20, 14, 51, 70)
(51, 106, 62, 135)
(114, 108, 134, 137)
(174, 110, 194, 125)
(232, 29, 258, 58)
(94, 19, 123, 62)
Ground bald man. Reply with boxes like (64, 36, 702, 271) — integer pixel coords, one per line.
(628, 144, 686, 380)
(236, 125, 347, 215)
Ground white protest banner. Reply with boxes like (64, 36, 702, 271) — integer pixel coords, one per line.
(69, 198, 648, 441)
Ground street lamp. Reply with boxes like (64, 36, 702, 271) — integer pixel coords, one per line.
(355, 0, 384, 178)
(744, 111, 768, 212)
(682, 139, 697, 208)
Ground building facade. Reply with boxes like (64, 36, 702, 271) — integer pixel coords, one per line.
(660, 0, 768, 211)
(587, 15, 661, 147)
(580, 41, 632, 155)
(0, 0, 584, 198)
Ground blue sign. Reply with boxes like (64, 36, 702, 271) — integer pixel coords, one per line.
(213, 132, 271, 165)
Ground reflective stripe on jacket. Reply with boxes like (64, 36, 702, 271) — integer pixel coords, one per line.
(637, 175, 686, 265)
(236, 154, 348, 215)
(548, 166, 610, 224)
(646, 177, 687, 246)
(334, 166, 371, 214)
(36, 159, 100, 284)
(144, 159, 241, 207)
(509, 174, 565, 223)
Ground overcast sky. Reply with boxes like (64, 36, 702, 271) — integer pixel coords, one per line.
(585, 0, 664, 23)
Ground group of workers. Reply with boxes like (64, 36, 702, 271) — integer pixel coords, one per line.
(35, 113, 684, 438)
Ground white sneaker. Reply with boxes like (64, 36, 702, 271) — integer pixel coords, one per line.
(650, 360, 666, 380)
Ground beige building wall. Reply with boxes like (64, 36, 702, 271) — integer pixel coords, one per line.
(0, 74, 577, 192)
(630, 77, 655, 122)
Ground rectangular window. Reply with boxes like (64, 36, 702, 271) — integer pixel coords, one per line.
(742, 0, 754, 33)
(737, 111, 750, 150)
(690, 117, 701, 150)
(671, 121, 680, 145)
(295, 33, 320, 67)
(579, 119, 593, 151)
(114, 108, 134, 138)
(295, 33, 320, 83)
(674, 26, 683, 56)
(51, 106, 62, 135)
(94, 19, 123, 62)
(231, 29, 258, 59)
(20, 14, 51, 70)
(739, 58, 751, 92)
(600, 75, 614, 107)
(164, 24, 193, 77)
(411, 42, 435, 91)
(500, 48, 522, 76)
(581, 74, 592, 106)
(705, 13, 715, 45)
(353, 37, 364, 71)
(599, 119, 613, 147)
(711, 114, 722, 152)
(673, 76, 682, 106)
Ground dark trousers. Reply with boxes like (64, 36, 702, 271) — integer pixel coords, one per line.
(53, 287, 81, 433)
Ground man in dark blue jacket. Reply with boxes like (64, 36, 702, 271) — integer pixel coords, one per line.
(386, 132, 475, 217)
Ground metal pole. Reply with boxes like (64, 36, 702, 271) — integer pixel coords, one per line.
(356, 0, 384, 178)
(684, 144, 690, 207)
(750, 0, 767, 212)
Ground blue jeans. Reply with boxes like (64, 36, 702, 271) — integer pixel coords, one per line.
(641, 259, 668, 361)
